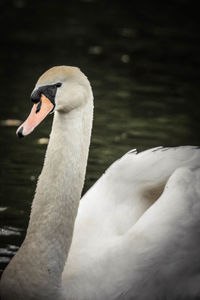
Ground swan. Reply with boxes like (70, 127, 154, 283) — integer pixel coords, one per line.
(1, 66, 200, 300)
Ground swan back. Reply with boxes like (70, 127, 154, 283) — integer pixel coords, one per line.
(77, 146, 200, 233)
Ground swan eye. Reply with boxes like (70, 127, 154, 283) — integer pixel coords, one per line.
(56, 82, 62, 88)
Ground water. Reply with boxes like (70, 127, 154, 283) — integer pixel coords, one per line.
(0, 0, 200, 275)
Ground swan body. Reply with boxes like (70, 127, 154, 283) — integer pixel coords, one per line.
(63, 147, 200, 300)
(1, 66, 200, 300)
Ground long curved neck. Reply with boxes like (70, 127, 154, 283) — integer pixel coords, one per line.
(2, 101, 93, 299)
(30, 103, 93, 260)
(31, 102, 93, 277)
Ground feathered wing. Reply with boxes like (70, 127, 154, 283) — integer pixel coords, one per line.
(120, 165, 200, 300)
(63, 146, 200, 300)
(75, 146, 200, 234)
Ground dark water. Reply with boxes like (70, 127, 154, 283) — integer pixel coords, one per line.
(0, 0, 200, 275)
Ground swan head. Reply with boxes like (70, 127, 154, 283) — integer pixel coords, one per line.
(16, 66, 93, 137)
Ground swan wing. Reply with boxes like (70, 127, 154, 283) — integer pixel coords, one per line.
(115, 165, 200, 299)
(79, 146, 200, 234)
(63, 146, 200, 299)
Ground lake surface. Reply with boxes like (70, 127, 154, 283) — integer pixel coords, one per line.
(0, 0, 200, 275)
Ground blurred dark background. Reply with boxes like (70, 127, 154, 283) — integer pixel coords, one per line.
(0, 0, 200, 275)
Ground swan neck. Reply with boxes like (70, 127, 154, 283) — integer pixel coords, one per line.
(2, 102, 93, 299)
(31, 104, 92, 266)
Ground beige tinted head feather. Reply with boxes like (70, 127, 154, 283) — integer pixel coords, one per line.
(36, 66, 86, 87)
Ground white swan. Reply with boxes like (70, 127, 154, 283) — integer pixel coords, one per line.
(1, 66, 200, 300)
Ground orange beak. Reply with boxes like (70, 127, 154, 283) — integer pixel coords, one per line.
(16, 94, 54, 138)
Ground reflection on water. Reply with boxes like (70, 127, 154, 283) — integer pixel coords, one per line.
(0, 0, 200, 275)
(1, 119, 22, 127)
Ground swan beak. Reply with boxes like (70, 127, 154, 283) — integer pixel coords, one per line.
(16, 94, 54, 138)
